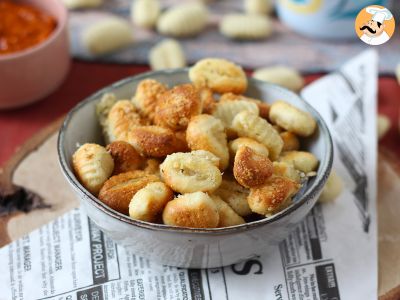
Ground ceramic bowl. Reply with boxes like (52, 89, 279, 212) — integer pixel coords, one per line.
(0, 0, 70, 109)
(58, 69, 333, 268)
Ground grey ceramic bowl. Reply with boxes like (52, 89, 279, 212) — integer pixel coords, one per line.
(58, 69, 333, 268)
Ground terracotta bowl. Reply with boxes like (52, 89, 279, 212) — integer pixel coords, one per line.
(58, 69, 333, 268)
(0, 0, 70, 109)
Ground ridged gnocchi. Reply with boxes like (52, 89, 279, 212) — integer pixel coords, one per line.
(160, 152, 222, 193)
(212, 100, 259, 134)
(149, 39, 186, 71)
(98, 171, 159, 215)
(96, 93, 117, 144)
(132, 79, 168, 120)
(162, 192, 219, 228)
(220, 93, 270, 119)
(244, 0, 273, 15)
(269, 100, 317, 137)
(232, 110, 283, 160)
(129, 182, 173, 222)
(107, 100, 142, 142)
(72, 143, 114, 195)
(272, 161, 300, 182)
(157, 2, 208, 37)
(280, 131, 300, 151)
(220, 14, 272, 40)
(131, 0, 160, 28)
(82, 17, 133, 55)
(186, 114, 229, 170)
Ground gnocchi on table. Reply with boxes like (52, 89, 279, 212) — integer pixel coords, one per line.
(72, 58, 321, 229)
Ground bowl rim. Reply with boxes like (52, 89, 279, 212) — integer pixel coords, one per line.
(0, 0, 68, 61)
(58, 68, 333, 234)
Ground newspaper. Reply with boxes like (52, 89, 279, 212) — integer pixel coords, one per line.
(0, 50, 378, 300)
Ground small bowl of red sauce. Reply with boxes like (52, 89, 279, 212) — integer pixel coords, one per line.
(0, 0, 70, 109)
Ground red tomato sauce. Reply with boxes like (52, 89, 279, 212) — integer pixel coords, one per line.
(0, 0, 57, 55)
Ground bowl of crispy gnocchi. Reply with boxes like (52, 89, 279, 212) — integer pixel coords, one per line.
(58, 58, 333, 268)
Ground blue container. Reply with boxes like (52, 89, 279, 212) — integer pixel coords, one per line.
(276, 0, 391, 39)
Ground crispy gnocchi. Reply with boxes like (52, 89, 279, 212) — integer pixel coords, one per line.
(248, 176, 300, 216)
(269, 100, 317, 137)
(233, 146, 273, 188)
(72, 143, 114, 195)
(186, 114, 229, 170)
(73, 58, 322, 229)
(154, 84, 202, 130)
(132, 79, 168, 120)
(160, 152, 222, 193)
(162, 192, 219, 228)
(129, 182, 173, 222)
(98, 171, 159, 215)
(189, 58, 248, 94)
(232, 110, 283, 160)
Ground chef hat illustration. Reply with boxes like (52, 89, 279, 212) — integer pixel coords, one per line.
(366, 6, 393, 23)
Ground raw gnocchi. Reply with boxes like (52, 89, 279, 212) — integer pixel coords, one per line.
(62, 0, 102, 9)
(253, 66, 305, 92)
(244, 0, 273, 15)
(318, 171, 343, 203)
(82, 17, 133, 55)
(220, 14, 272, 40)
(149, 39, 186, 71)
(157, 2, 208, 37)
(131, 0, 160, 28)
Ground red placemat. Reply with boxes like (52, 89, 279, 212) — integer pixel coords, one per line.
(0, 61, 399, 167)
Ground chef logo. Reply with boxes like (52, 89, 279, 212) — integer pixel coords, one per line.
(355, 5, 395, 46)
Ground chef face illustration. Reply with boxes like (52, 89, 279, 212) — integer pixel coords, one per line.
(356, 6, 395, 46)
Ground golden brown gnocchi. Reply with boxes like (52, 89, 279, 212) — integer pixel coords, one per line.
(160, 152, 222, 193)
(210, 195, 245, 227)
(280, 131, 300, 151)
(98, 171, 159, 215)
(106, 141, 141, 175)
(154, 84, 202, 130)
(212, 175, 251, 217)
(162, 192, 219, 228)
(232, 110, 283, 160)
(229, 137, 269, 158)
(132, 79, 168, 120)
(107, 100, 142, 142)
(233, 146, 273, 188)
(128, 125, 186, 157)
(73, 58, 322, 229)
(269, 100, 317, 137)
(186, 114, 229, 170)
(212, 99, 259, 135)
(129, 182, 173, 222)
(72, 143, 114, 195)
(248, 176, 300, 216)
